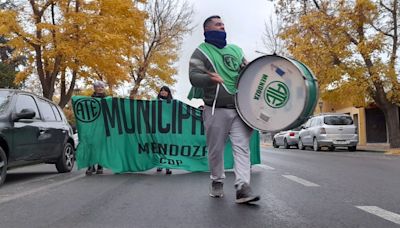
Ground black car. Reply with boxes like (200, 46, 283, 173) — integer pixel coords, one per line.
(0, 89, 75, 186)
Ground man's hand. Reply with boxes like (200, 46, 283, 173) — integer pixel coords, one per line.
(207, 72, 224, 84)
(240, 59, 248, 69)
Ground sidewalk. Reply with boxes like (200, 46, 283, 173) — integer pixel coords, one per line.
(261, 142, 400, 155)
(357, 143, 400, 155)
(357, 143, 389, 152)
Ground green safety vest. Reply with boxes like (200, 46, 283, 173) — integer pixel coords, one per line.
(198, 43, 244, 94)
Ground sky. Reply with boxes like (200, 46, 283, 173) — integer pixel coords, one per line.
(173, 0, 275, 107)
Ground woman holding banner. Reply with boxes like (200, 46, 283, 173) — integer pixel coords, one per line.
(156, 86, 173, 175)
(86, 81, 107, 176)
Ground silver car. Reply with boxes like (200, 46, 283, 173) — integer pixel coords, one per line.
(272, 129, 300, 149)
(298, 113, 358, 151)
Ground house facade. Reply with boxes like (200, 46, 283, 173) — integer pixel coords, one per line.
(317, 101, 399, 146)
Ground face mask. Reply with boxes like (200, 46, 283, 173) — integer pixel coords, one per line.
(204, 30, 227, 48)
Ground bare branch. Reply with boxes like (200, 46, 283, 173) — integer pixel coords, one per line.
(380, 0, 394, 13)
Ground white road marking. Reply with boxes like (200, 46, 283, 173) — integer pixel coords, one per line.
(356, 206, 400, 225)
(282, 175, 320, 187)
(0, 174, 85, 205)
(13, 173, 60, 186)
(257, 164, 275, 170)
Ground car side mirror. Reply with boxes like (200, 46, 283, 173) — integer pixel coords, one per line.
(14, 108, 36, 121)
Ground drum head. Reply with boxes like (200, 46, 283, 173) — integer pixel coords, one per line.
(236, 55, 315, 132)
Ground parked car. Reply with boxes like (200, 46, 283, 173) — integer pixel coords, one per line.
(272, 128, 300, 149)
(0, 89, 76, 186)
(298, 113, 358, 151)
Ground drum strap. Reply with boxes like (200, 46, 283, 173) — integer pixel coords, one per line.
(195, 47, 222, 116)
(197, 43, 243, 115)
(211, 84, 220, 115)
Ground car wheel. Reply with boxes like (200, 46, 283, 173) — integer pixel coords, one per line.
(284, 139, 289, 149)
(298, 138, 305, 150)
(56, 142, 75, 173)
(272, 139, 278, 148)
(0, 147, 8, 186)
(348, 146, 357, 152)
(313, 138, 321, 151)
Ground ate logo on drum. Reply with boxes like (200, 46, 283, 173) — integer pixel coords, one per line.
(223, 54, 240, 71)
(264, 81, 290, 108)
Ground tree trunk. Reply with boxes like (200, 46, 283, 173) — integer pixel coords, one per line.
(129, 71, 144, 99)
(374, 84, 400, 148)
(129, 82, 141, 99)
(381, 104, 400, 148)
(59, 70, 77, 108)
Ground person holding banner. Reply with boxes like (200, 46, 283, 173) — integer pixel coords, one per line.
(188, 16, 260, 203)
(86, 81, 107, 176)
(156, 86, 173, 175)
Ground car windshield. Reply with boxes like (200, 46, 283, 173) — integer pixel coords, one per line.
(324, 115, 353, 125)
(0, 91, 11, 114)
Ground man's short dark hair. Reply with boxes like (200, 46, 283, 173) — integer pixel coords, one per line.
(203, 15, 221, 30)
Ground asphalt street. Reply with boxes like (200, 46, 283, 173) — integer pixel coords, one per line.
(0, 147, 399, 228)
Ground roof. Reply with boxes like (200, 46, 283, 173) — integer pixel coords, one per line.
(0, 88, 55, 104)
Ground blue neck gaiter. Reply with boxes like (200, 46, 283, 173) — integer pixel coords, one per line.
(204, 30, 227, 49)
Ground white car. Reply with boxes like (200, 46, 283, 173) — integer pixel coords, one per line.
(298, 113, 358, 151)
(272, 129, 300, 149)
(73, 133, 79, 149)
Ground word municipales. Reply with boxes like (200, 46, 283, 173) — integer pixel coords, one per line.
(74, 97, 205, 137)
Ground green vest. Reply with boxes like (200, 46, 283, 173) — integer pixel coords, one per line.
(198, 43, 244, 94)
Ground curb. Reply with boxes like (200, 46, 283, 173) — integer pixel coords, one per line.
(384, 149, 400, 155)
(261, 143, 400, 155)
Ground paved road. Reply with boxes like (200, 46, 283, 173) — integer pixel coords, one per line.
(0, 147, 399, 228)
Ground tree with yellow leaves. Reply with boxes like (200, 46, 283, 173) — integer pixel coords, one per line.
(0, 1, 21, 89)
(0, 0, 146, 107)
(274, 0, 400, 148)
(128, 0, 193, 99)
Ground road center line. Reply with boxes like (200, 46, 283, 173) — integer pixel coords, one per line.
(0, 174, 85, 205)
(282, 175, 320, 187)
(356, 206, 400, 225)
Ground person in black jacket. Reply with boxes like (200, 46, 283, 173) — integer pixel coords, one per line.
(156, 86, 172, 175)
(86, 81, 107, 176)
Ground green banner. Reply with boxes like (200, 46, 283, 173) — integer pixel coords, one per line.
(72, 96, 260, 173)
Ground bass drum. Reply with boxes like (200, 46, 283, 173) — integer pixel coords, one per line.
(235, 55, 318, 132)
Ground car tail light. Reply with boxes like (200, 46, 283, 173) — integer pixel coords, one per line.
(289, 132, 295, 136)
(320, 127, 326, 134)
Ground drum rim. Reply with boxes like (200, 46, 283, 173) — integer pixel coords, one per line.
(288, 58, 319, 127)
(235, 54, 318, 132)
(288, 58, 319, 129)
